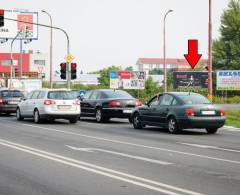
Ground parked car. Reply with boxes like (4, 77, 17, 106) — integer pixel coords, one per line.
(131, 92, 226, 134)
(16, 89, 81, 123)
(0, 89, 25, 115)
(80, 89, 142, 122)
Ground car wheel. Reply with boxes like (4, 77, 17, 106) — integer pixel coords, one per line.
(34, 109, 41, 124)
(16, 108, 24, 121)
(128, 117, 133, 123)
(206, 128, 218, 134)
(133, 113, 143, 129)
(69, 118, 78, 124)
(96, 108, 107, 123)
(168, 116, 180, 134)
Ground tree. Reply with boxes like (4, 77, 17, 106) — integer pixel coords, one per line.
(98, 65, 122, 87)
(125, 66, 133, 71)
(149, 68, 163, 75)
(213, 0, 240, 70)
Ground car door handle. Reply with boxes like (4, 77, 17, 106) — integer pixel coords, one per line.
(165, 108, 169, 111)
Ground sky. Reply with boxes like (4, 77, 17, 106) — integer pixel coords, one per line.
(1, 0, 229, 73)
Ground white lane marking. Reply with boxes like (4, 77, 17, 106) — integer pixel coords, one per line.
(66, 145, 173, 165)
(0, 138, 204, 195)
(22, 124, 240, 165)
(178, 142, 240, 153)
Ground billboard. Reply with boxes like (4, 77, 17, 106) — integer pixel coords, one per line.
(0, 10, 38, 39)
(8, 79, 42, 92)
(110, 71, 145, 89)
(217, 70, 240, 90)
(173, 71, 208, 89)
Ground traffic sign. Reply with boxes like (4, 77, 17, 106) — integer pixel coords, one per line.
(65, 54, 74, 62)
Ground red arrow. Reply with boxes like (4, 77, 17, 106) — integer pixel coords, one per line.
(184, 39, 202, 69)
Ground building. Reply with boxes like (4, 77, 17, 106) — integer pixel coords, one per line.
(136, 58, 208, 74)
(0, 50, 49, 80)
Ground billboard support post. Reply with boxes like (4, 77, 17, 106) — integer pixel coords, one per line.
(10, 30, 22, 88)
(20, 38, 23, 79)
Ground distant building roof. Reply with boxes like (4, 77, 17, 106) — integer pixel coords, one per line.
(137, 58, 208, 66)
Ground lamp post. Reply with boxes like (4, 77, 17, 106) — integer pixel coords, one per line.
(42, 10, 53, 89)
(163, 9, 173, 92)
(208, 0, 213, 101)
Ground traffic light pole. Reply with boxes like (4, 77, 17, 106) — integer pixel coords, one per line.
(5, 17, 71, 89)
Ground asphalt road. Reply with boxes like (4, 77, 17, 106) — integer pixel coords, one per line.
(0, 116, 240, 195)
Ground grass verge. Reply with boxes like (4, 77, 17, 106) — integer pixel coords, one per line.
(225, 109, 240, 128)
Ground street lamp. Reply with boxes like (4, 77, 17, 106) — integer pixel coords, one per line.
(42, 10, 53, 89)
(163, 9, 173, 92)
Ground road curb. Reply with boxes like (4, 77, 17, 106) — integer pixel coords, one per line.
(223, 125, 240, 131)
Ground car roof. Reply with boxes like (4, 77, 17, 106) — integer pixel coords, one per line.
(166, 92, 200, 96)
(91, 89, 125, 93)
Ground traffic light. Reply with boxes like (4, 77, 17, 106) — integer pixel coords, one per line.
(71, 63, 77, 80)
(60, 63, 66, 79)
(0, 9, 4, 27)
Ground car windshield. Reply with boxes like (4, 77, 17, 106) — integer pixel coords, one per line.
(2, 90, 23, 98)
(103, 90, 134, 99)
(178, 93, 211, 104)
(71, 91, 80, 98)
(47, 91, 76, 100)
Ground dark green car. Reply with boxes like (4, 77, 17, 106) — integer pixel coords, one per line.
(131, 92, 226, 134)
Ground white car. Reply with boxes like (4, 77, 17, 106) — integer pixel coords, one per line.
(16, 89, 81, 123)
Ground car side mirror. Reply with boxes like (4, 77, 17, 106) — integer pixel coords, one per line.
(80, 96, 84, 101)
(21, 97, 26, 101)
(145, 101, 149, 106)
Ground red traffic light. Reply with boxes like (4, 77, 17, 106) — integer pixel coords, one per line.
(0, 10, 4, 16)
(60, 63, 66, 69)
(71, 63, 77, 69)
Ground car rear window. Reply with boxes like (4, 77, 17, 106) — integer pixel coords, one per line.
(47, 91, 76, 100)
(178, 94, 211, 104)
(103, 90, 133, 99)
(1, 90, 23, 98)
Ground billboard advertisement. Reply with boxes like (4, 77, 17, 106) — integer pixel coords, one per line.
(217, 70, 240, 90)
(0, 10, 38, 39)
(110, 71, 145, 89)
(173, 71, 208, 89)
(8, 79, 42, 92)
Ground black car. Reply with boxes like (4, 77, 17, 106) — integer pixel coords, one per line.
(0, 89, 25, 115)
(131, 92, 226, 134)
(80, 89, 142, 122)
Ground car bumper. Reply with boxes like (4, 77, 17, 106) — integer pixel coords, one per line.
(40, 114, 80, 119)
(178, 116, 226, 129)
(0, 105, 18, 113)
(102, 108, 134, 118)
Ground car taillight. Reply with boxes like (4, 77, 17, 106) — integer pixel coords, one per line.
(44, 100, 56, 105)
(73, 100, 80, 105)
(220, 108, 225, 117)
(0, 99, 3, 104)
(109, 101, 121, 107)
(135, 101, 142, 107)
(186, 108, 194, 116)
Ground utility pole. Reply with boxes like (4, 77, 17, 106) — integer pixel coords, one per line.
(208, 0, 213, 101)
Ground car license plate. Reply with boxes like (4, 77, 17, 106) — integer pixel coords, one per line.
(201, 110, 215, 115)
(58, 105, 71, 110)
(123, 110, 132, 114)
(8, 101, 18, 105)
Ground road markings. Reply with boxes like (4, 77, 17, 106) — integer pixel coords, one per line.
(178, 142, 240, 153)
(22, 124, 240, 165)
(66, 145, 173, 165)
(0, 138, 204, 195)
